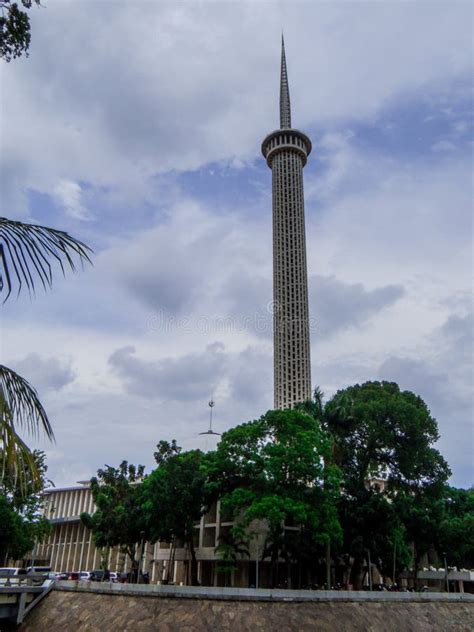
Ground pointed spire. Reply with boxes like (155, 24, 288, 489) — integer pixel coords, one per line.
(280, 34, 291, 129)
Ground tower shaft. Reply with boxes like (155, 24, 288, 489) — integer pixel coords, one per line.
(262, 38, 312, 409)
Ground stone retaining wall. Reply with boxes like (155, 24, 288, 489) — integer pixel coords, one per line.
(18, 584, 474, 632)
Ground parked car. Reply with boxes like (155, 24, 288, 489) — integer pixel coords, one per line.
(0, 568, 28, 584)
(89, 570, 110, 582)
(0, 567, 28, 577)
(109, 572, 119, 582)
(79, 571, 92, 581)
(117, 571, 149, 584)
(26, 566, 51, 576)
(23, 566, 52, 586)
(55, 572, 69, 580)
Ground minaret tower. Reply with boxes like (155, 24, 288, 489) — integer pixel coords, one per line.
(262, 36, 312, 409)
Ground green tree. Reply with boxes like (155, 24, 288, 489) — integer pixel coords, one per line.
(438, 486, 474, 569)
(324, 381, 450, 586)
(392, 488, 444, 581)
(143, 443, 209, 586)
(339, 490, 411, 588)
(207, 409, 342, 588)
(324, 381, 450, 495)
(0, 449, 51, 564)
(81, 462, 146, 578)
(0, 1, 40, 62)
(0, 494, 32, 563)
(215, 531, 249, 587)
(1, 448, 50, 513)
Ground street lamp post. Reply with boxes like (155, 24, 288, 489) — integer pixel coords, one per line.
(325, 541, 331, 590)
(137, 531, 145, 584)
(443, 552, 449, 593)
(255, 540, 259, 588)
(100, 543, 109, 582)
(367, 549, 373, 591)
(255, 538, 259, 590)
(392, 541, 397, 586)
(30, 540, 36, 569)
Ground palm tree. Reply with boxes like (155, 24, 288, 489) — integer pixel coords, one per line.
(0, 366, 53, 489)
(296, 386, 325, 423)
(0, 217, 91, 302)
(1, 216, 92, 487)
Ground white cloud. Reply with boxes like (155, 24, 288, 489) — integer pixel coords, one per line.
(53, 179, 92, 221)
(431, 140, 456, 152)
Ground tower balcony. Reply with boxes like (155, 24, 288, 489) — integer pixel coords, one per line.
(261, 128, 312, 168)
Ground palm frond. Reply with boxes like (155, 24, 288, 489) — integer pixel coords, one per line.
(0, 421, 41, 493)
(0, 365, 54, 441)
(0, 217, 93, 303)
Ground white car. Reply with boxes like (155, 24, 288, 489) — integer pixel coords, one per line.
(79, 571, 92, 581)
(0, 568, 28, 586)
(26, 566, 51, 575)
(0, 567, 27, 576)
(0, 567, 28, 582)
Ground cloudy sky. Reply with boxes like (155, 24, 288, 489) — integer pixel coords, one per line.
(1, 1, 472, 488)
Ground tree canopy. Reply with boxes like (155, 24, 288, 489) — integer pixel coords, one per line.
(0, 1, 40, 62)
(324, 381, 450, 496)
(207, 409, 342, 587)
(81, 461, 146, 576)
(321, 381, 452, 587)
(142, 442, 209, 585)
(0, 449, 51, 564)
(438, 486, 474, 569)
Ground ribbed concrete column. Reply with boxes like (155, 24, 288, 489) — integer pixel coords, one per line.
(262, 38, 312, 409)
